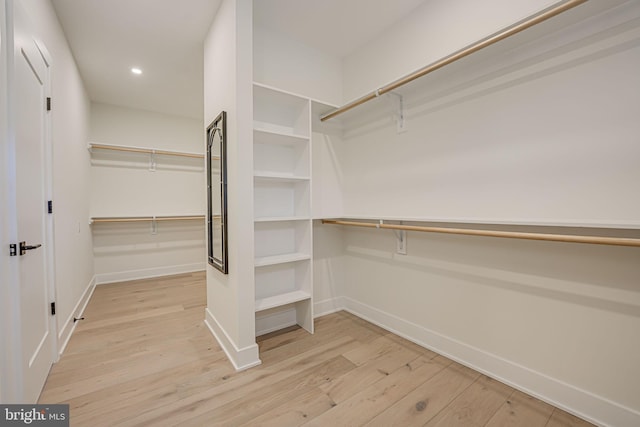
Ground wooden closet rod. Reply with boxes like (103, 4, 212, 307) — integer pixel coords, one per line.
(320, 0, 587, 122)
(321, 219, 640, 247)
(91, 215, 205, 224)
(90, 143, 206, 159)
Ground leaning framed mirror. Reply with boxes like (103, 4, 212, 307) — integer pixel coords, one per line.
(206, 111, 228, 273)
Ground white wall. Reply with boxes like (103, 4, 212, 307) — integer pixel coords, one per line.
(311, 105, 345, 219)
(18, 0, 94, 357)
(89, 103, 204, 219)
(89, 103, 205, 283)
(312, 220, 345, 317)
(333, 1, 640, 426)
(341, 14, 640, 225)
(253, 24, 343, 106)
(342, 0, 564, 102)
(204, 0, 259, 370)
(90, 103, 203, 151)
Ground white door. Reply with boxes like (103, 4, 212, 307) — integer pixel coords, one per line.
(13, 3, 56, 403)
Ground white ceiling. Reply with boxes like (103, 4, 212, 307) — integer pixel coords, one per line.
(51, 0, 427, 120)
(51, 0, 222, 119)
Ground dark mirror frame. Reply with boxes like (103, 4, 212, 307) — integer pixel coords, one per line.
(206, 111, 228, 273)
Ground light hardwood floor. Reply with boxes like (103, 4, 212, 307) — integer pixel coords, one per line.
(40, 272, 594, 426)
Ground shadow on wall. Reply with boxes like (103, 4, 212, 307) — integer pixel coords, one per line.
(344, 227, 640, 318)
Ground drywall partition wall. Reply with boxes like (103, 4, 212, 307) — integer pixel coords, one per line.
(253, 24, 343, 107)
(334, 1, 640, 425)
(19, 0, 94, 356)
(204, 0, 259, 370)
(89, 103, 205, 284)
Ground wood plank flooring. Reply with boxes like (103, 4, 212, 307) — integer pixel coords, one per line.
(39, 272, 594, 426)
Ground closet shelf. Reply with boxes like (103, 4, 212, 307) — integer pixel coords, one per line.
(253, 128, 309, 144)
(255, 290, 311, 312)
(88, 142, 208, 159)
(253, 81, 338, 111)
(90, 215, 205, 224)
(254, 172, 310, 182)
(254, 216, 310, 223)
(255, 253, 310, 268)
(253, 122, 309, 139)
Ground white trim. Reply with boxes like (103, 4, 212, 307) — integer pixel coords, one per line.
(56, 275, 96, 357)
(95, 263, 205, 285)
(341, 297, 640, 427)
(204, 308, 261, 371)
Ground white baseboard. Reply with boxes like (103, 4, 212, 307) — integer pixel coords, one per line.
(340, 297, 640, 427)
(95, 263, 205, 285)
(204, 308, 261, 371)
(57, 275, 96, 357)
(314, 297, 345, 318)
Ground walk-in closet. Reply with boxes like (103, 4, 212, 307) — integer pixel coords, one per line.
(2, 0, 638, 425)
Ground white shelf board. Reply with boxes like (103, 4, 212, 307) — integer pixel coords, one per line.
(254, 216, 310, 223)
(255, 253, 310, 268)
(253, 81, 339, 109)
(255, 290, 311, 312)
(253, 128, 309, 144)
(254, 172, 310, 182)
(253, 121, 309, 138)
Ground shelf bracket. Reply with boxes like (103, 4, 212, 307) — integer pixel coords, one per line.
(149, 150, 157, 172)
(151, 216, 158, 235)
(376, 220, 407, 254)
(387, 92, 406, 134)
(394, 229, 407, 255)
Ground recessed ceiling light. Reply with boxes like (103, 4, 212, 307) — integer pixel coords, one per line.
(131, 67, 142, 75)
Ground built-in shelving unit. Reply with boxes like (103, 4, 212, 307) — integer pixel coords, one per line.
(253, 83, 314, 335)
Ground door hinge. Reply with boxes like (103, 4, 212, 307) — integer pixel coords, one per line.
(50, 302, 56, 316)
(48, 200, 53, 214)
(9, 244, 17, 256)
(46, 97, 51, 111)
